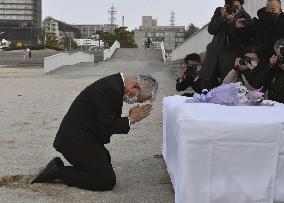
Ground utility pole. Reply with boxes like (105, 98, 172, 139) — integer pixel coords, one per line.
(170, 11, 175, 26)
(108, 5, 117, 33)
(30, 21, 33, 45)
(69, 37, 71, 50)
(122, 16, 125, 27)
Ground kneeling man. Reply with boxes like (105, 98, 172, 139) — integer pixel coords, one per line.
(32, 73, 158, 191)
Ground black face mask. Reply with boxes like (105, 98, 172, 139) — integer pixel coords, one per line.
(264, 11, 279, 22)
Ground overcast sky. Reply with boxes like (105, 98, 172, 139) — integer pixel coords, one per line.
(43, 0, 223, 30)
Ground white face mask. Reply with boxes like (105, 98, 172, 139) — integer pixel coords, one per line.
(247, 60, 258, 70)
(123, 95, 138, 104)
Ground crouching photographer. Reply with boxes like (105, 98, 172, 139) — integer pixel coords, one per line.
(223, 47, 270, 91)
(268, 39, 284, 103)
(176, 53, 203, 96)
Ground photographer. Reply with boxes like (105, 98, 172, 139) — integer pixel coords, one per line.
(235, 0, 284, 63)
(200, 0, 251, 90)
(176, 53, 203, 95)
(267, 41, 284, 103)
(223, 47, 270, 91)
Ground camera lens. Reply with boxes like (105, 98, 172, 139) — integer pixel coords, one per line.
(277, 56, 284, 65)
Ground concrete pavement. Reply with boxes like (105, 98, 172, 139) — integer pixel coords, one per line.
(0, 48, 178, 203)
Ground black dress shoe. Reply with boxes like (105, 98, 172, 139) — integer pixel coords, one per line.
(31, 157, 64, 184)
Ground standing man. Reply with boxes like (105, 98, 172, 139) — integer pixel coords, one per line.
(147, 36, 152, 48)
(28, 48, 32, 60)
(200, 0, 251, 90)
(32, 73, 158, 191)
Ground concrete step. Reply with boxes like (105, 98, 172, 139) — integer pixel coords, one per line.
(109, 48, 162, 62)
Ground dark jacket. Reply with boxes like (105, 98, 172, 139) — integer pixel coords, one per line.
(176, 76, 201, 94)
(241, 63, 270, 90)
(53, 73, 130, 153)
(223, 63, 270, 90)
(200, 7, 251, 83)
(268, 67, 284, 103)
(237, 8, 284, 62)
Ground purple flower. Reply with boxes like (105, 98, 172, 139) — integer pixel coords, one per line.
(188, 83, 265, 106)
(247, 89, 264, 105)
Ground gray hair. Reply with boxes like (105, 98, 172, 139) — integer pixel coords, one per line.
(130, 75, 158, 102)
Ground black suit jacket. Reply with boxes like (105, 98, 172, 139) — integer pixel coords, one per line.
(53, 73, 130, 153)
(176, 76, 202, 94)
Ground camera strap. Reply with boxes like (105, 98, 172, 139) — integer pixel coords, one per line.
(241, 74, 255, 91)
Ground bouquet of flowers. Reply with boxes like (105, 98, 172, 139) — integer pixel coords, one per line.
(188, 82, 266, 106)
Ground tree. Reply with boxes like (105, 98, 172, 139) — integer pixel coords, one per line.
(95, 30, 115, 49)
(39, 29, 63, 50)
(38, 28, 46, 45)
(58, 37, 79, 50)
(45, 32, 59, 47)
(96, 27, 137, 49)
(185, 23, 199, 39)
(114, 27, 137, 48)
(57, 20, 81, 38)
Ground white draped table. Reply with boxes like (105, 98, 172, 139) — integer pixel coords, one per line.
(163, 96, 284, 203)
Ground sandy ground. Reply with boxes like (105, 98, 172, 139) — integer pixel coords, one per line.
(0, 50, 58, 67)
(0, 48, 182, 203)
(0, 49, 103, 68)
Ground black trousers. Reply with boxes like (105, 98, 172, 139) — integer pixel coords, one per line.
(201, 51, 238, 91)
(56, 135, 116, 191)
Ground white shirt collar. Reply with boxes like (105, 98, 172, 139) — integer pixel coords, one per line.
(120, 73, 125, 87)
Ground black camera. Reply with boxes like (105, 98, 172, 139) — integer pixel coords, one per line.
(185, 64, 200, 78)
(225, 0, 237, 15)
(239, 56, 251, 66)
(276, 47, 284, 66)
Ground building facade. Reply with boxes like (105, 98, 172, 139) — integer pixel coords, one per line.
(42, 17, 81, 41)
(42, 17, 60, 38)
(0, 0, 42, 44)
(140, 16, 158, 31)
(135, 16, 185, 51)
(73, 24, 118, 39)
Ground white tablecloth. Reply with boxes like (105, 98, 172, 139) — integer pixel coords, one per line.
(163, 96, 284, 203)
